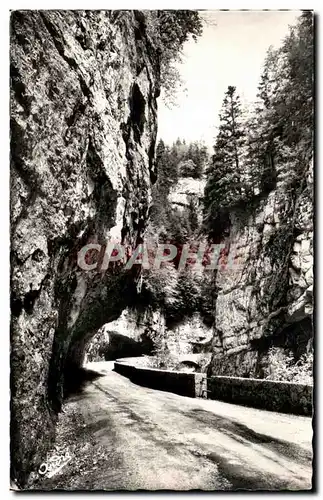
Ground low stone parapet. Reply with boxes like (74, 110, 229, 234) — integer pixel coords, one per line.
(207, 376, 313, 416)
(114, 361, 206, 398)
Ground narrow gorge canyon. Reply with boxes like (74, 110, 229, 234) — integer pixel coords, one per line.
(10, 10, 313, 489)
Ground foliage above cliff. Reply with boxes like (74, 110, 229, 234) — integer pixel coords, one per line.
(145, 10, 203, 104)
(203, 11, 314, 236)
(153, 11, 203, 63)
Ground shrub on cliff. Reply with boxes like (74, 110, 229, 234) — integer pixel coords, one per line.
(140, 263, 179, 313)
(145, 10, 203, 104)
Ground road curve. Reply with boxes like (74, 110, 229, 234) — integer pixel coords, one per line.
(35, 361, 313, 491)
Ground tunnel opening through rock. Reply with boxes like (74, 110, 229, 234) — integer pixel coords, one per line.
(10, 9, 313, 489)
(84, 328, 154, 363)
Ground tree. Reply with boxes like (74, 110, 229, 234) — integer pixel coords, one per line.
(145, 11, 203, 105)
(187, 198, 199, 232)
(141, 262, 179, 313)
(246, 12, 313, 194)
(244, 53, 278, 197)
(186, 141, 208, 178)
(178, 158, 196, 177)
(156, 139, 178, 187)
(204, 86, 247, 231)
(166, 268, 202, 323)
(281, 12, 313, 151)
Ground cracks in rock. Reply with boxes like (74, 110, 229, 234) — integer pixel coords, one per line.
(47, 272, 79, 413)
(10, 63, 32, 116)
(148, 136, 157, 184)
(11, 156, 46, 234)
(86, 140, 118, 239)
(10, 248, 47, 286)
(10, 294, 23, 318)
(260, 169, 311, 323)
(11, 273, 51, 318)
(130, 83, 146, 146)
(10, 116, 50, 231)
(120, 121, 137, 184)
(31, 248, 46, 262)
(39, 12, 91, 99)
(23, 276, 48, 314)
(65, 100, 87, 129)
(63, 98, 88, 145)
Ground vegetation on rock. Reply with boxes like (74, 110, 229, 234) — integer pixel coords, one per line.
(263, 347, 313, 385)
(203, 12, 313, 238)
(145, 11, 203, 105)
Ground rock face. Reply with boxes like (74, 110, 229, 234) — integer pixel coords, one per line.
(10, 10, 159, 484)
(168, 177, 205, 211)
(101, 308, 165, 345)
(85, 309, 158, 361)
(87, 308, 212, 370)
(208, 160, 313, 377)
(166, 313, 213, 356)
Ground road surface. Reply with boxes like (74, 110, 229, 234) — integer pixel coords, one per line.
(36, 361, 313, 491)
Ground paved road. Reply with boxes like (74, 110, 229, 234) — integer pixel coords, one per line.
(39, 361, 313, 491)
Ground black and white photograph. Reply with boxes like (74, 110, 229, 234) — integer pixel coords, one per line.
(9, 7, 314, 492)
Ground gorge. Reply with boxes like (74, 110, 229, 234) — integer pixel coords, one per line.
(10, 10, 313, 488)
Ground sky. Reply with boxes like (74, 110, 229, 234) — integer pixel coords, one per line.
(157, 10, 301, 148)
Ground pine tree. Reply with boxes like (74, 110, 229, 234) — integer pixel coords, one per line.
(246, 12, 313, 193)
(278, 11, 313, 151)
(151, 139, 178, 229)
(179, 158, 196, 178)
(204, 86, 247, 230)
(189, 141, 208, 178)
(156, 139, 179, 188)
(187, 198, 199, 232)
(245, 49, 281, 195)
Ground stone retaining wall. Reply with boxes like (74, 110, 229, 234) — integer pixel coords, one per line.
(114, 361, 312, 416)
(208, 376, 313, 416)
(114, 361, 206, 398)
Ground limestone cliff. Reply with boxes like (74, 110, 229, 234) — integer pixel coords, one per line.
(88, 308, 212, 362)
(168, 177, 205, 212)
(10, 10, 159, 484)
(84, 159, 313, 381)
(208, 160, 313, 377)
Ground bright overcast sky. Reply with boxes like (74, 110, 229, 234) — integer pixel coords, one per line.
(157, 10, 301, 148)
